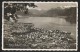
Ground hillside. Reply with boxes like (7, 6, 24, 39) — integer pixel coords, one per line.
(4, 19, 76, 49)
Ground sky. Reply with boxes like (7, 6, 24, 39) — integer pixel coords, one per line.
(34, 2, 78, 10)
(4, 2, 78, 10)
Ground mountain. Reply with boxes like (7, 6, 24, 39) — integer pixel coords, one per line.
(29, 9, 46, 14)
(28, 9, 47, 16)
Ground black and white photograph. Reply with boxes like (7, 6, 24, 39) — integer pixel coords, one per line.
(2, 1, 78, 51)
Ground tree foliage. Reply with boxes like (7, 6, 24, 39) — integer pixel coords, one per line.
(64, 7, 76, 24)
(4, 3, 37, 11)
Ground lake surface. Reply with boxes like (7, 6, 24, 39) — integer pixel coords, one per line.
(18, 16, 77, 40)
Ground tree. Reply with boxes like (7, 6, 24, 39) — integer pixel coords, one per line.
(4, 3, 38, 21)
(4, 3, 38, 12)
(64, 7, 76, 24)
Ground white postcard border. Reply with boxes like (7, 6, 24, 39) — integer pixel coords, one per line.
(2, 1, 78, 51)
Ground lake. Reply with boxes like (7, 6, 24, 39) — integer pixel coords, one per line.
(18, 16, 77, 40)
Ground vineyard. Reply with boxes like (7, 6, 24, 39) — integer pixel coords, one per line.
(3, 19, 76, 49)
